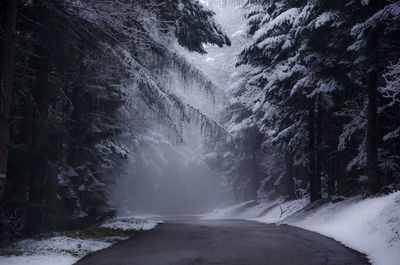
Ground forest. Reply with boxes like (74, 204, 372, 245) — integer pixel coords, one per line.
(0, 0, 399, 256)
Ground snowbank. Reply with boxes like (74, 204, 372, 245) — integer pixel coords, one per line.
(285, 192, 400, 265)
(0, 215, 161, 265)
(0, 236, 111, 265)
(203, 192, 400, 265)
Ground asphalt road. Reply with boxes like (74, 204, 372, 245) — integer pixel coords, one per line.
(75, 219, 368, 265)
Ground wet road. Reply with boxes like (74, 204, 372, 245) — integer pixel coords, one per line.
(75, 219, 368, 265)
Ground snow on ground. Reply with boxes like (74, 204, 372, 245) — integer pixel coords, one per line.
(0, 254, 78, 265)
(0, 236, 111, 265)
(101, 215, 163, 231)
(203, 192, 400, 265)
(284, 192, 400, 265)
(251, 198, 308, 223)
(0, 215, 161, 265)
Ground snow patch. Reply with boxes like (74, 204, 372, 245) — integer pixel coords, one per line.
(101, 216, 163, 231)
(0, 216, 161, 265)
(0, 237, 110, 265)
(0, 255, 78, 265)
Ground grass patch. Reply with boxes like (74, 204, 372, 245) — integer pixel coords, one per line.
(0, 248, 24, 256)
(64, 225, 140, 241)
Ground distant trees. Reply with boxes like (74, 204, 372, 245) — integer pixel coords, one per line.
(210, 0, 400, 202)
(1, 0, 229, 241)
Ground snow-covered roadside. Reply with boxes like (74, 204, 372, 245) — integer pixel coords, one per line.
(285, 192, 400, 265)
(0, 216, 162, 265)
(203, 192, 400, 265)
(0, 237, 112, 265)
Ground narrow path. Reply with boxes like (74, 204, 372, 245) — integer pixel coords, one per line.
(75, 219, 367, 265)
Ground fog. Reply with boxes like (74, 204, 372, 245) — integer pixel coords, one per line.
(110, 127, 234, 216)
(108, 66, 234, 216)
(109, 0, 246, 217)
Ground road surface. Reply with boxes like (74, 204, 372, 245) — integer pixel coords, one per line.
(75, 219, 368, 265)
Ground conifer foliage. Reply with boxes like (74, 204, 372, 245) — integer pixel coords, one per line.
(208, 0, 400, 202)
(0, 0, 229, 241)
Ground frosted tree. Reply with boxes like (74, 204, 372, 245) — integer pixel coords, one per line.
(346, 0, 400, 194)
(221, 0, 400, 201)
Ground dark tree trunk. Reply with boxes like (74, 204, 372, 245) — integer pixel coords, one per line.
(315, 96, 322, 199)
(43, 164, 58, 231)
(309, 98, 319, 202)
(326, 109, 336, 197)
(336, 150, 350, 196)
(27, 43, 50, 234)
(285, 153, 296, 199)
(367, 68, 379, 194)
(0, 0, 17, 202)
(366, 24, 381, 195)
(14, 97, 34, 202)
(327, 160, 335, 197)
(43, 71, 67, 231)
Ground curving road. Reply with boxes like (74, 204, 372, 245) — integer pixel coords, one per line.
(75, 219, 368, 265)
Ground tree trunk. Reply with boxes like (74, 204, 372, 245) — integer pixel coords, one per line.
(315, 96, 322, 199)
(43, 82, 68, 231)
(336, 150, 350, 196)
(366, 24, 381, 195)
(285, 153, 296, 199)
(0, 0, 17, 202)
(43, 163, 58, 231)
(327, 160, 335, 197)
(14, 97, 34, 203)
(27, 42, 50, 234)
(367, 68, 379, 194)
(309, 98, 318, 202)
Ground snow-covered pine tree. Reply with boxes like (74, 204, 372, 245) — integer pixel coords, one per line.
(218, 0, 400, 202)
(234, 0, 313, 200)
(346, 0, 400, 194)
